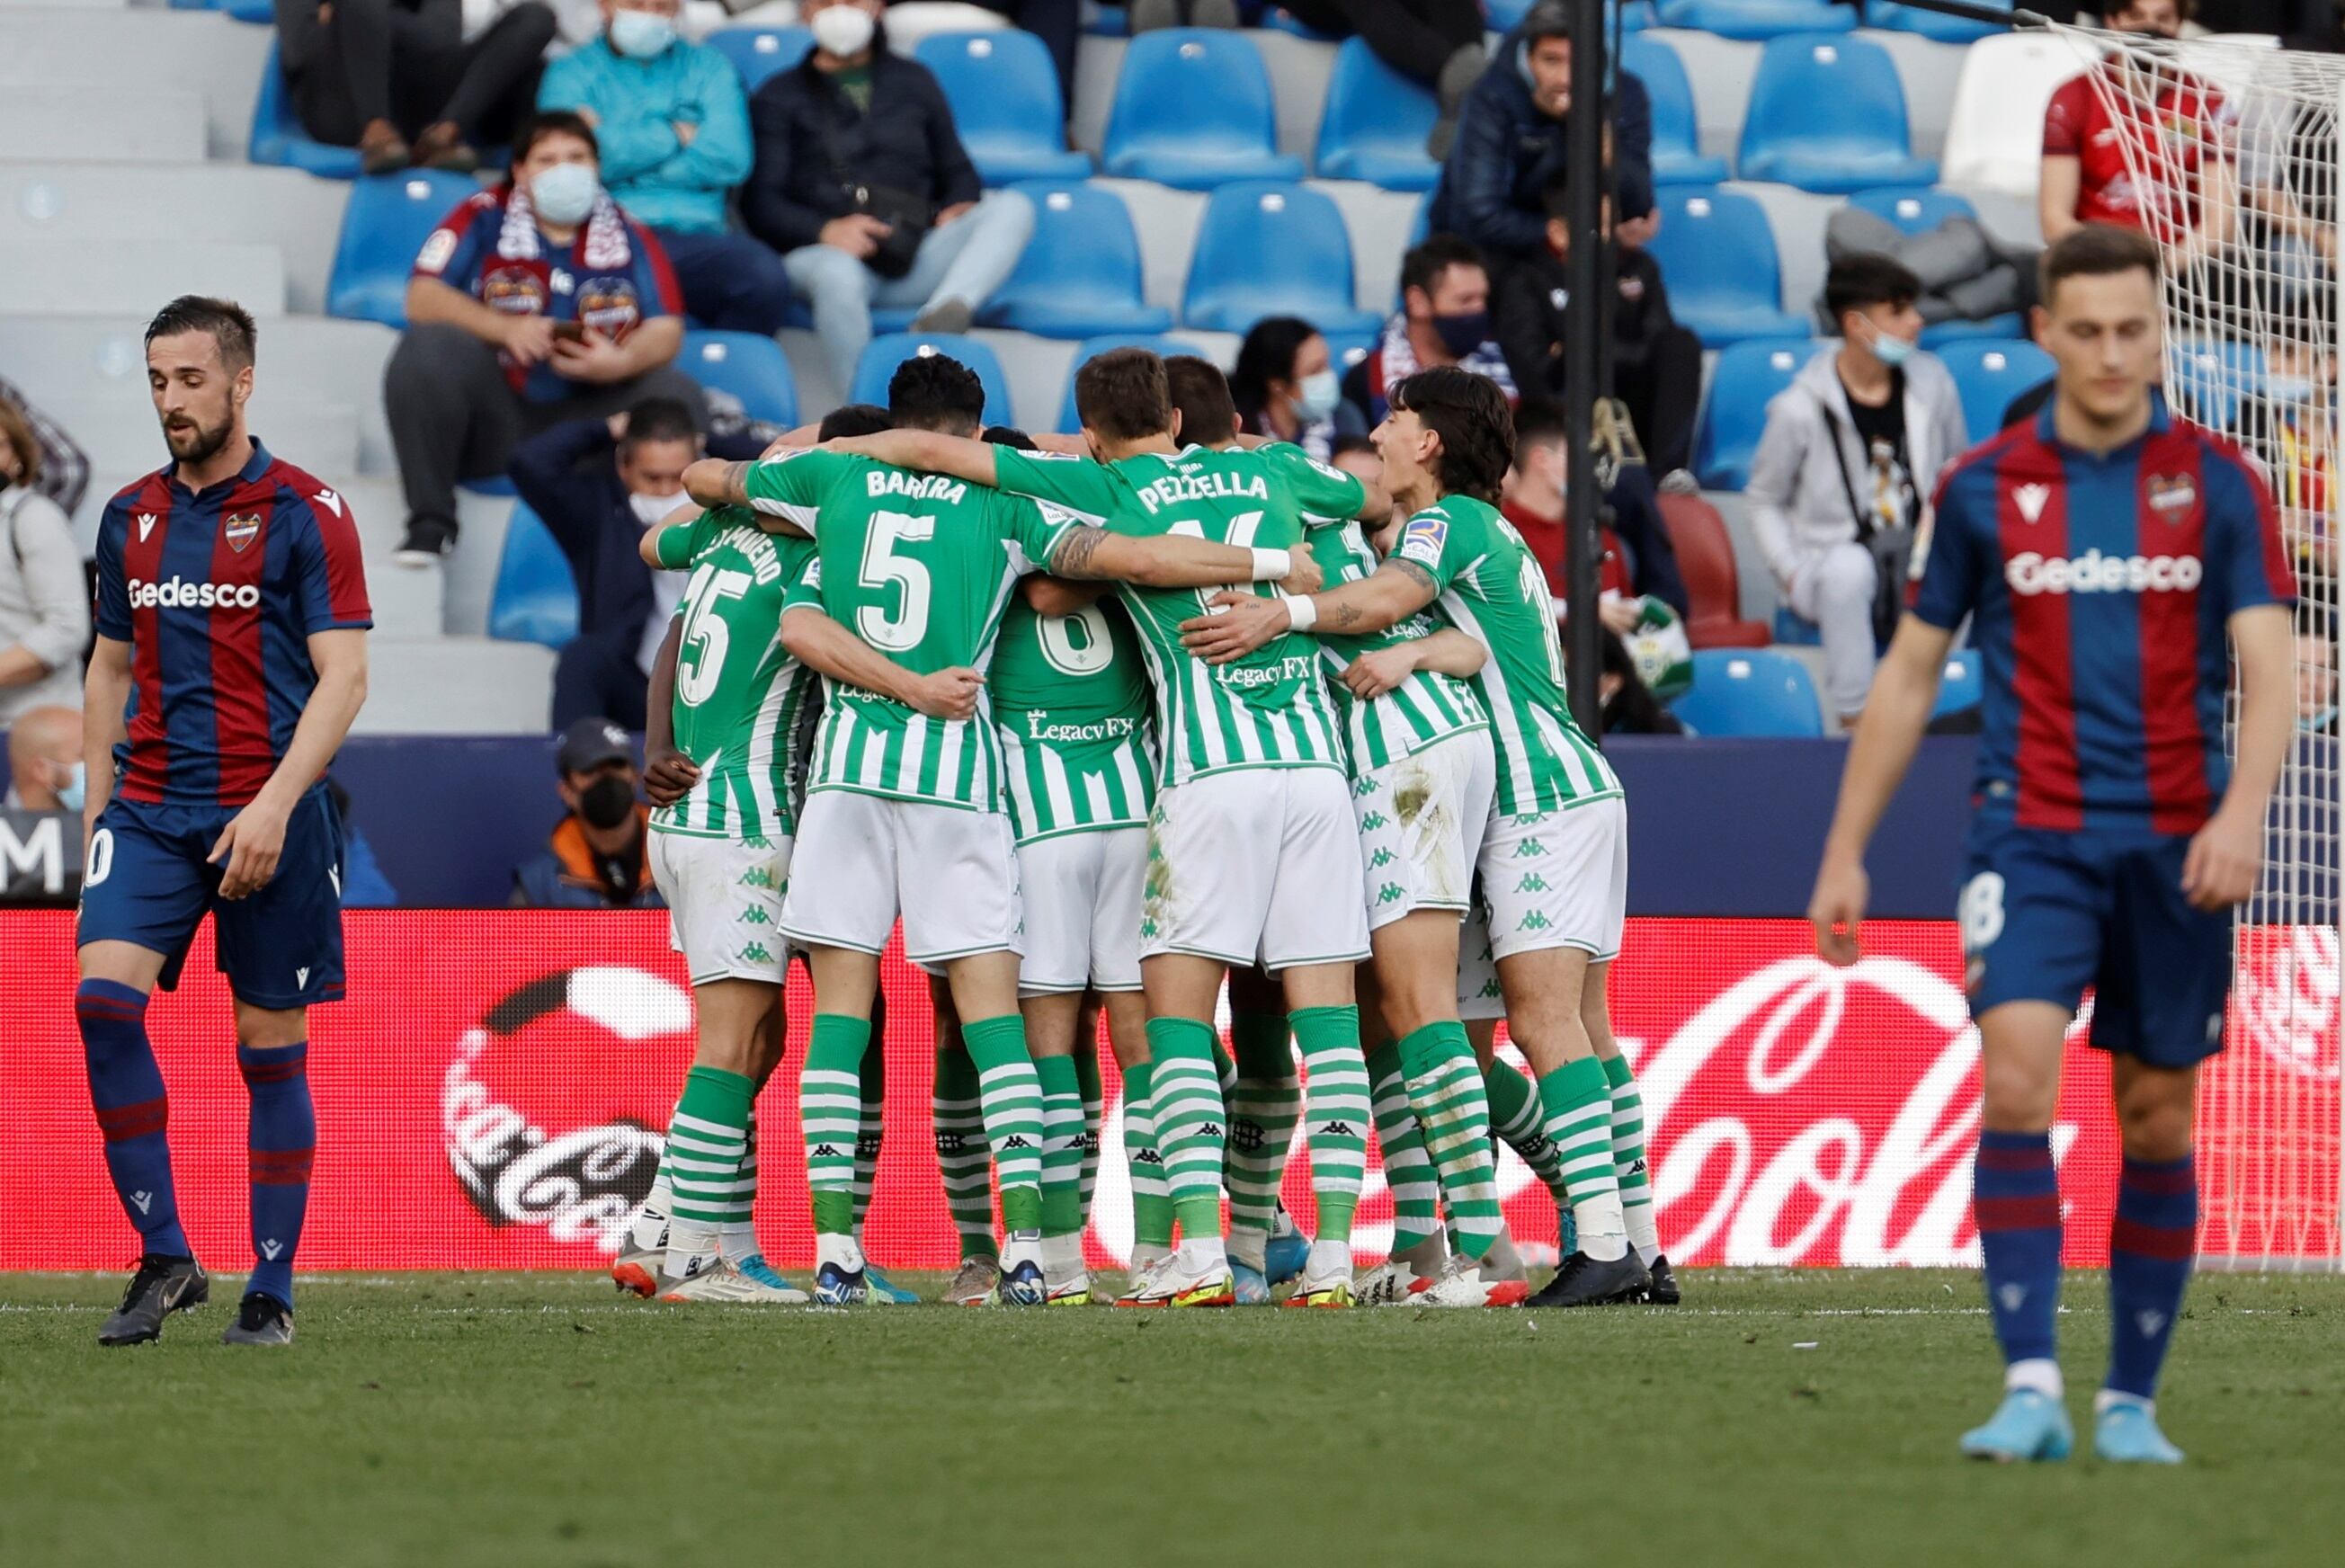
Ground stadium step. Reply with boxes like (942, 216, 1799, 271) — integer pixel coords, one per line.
(0, 8, 272, 159)
(0, 237, 287, 317)
(0, 161, 351, 315)
(355, 637, 556, 734)
(44, 391, 360, 479)
(0, 84, 208, 164)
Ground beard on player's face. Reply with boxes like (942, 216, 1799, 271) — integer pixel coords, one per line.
(161, 405, 234, 466)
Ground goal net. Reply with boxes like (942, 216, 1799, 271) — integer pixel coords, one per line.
(2048, 21, 2341, 1269)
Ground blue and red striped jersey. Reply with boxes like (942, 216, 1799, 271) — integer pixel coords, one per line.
(1915, 398, 2296, 834)
(94, 441, 372, 809)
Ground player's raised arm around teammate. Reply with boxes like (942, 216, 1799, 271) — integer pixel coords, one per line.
(1341, 626, 1488, 700)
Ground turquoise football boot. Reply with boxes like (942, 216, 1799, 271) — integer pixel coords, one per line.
(1959, 1389, 2074, 1462)
(2094, 1399, 2185, 1465)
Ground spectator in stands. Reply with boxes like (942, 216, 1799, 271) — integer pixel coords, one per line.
(1496, 167, 1703, 488)
(969, 2, 1083, 114)
(1427, 0, 1656, 274)
(538, 0, 793, 335)
(1504, 397, 1687, 621)
(273, 0, 557, 174)
(3, 704, 82, 812)
(1126, 1, 1239, 31)
(1271, 2, 1489, 158)
(1599, 629, 1683, 736)
(513, 717, 664, 907)
(1746, 254, 1967, 730)
(1327, 432, 1382, 492)
(742, 0, 1036, 389)
(0, 400, 90, 730)
(509, 395, 767, 730)
(0, 378, 88, 517)
(2040, 0, 2234, 263)
(387, 111, 707, 563)
(1342, 236, 1516, 426)
(1230, 316, 1368, 462)
(325, 778, 401, 906)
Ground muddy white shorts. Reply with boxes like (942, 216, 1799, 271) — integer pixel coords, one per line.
(648, 830, 794, 985)
(1352, 729, 1496, 932)
(1139, 766, 1370, 971)
(780, 790, 1022, 966)
(1475, 793, 1629, 963)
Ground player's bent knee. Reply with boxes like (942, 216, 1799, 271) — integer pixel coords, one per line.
(233, 1001, 309, 1050)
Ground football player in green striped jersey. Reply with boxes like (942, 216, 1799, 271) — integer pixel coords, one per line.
(825, 348, 1391, 1309)
(1179, 366, 1657, 1307)
(684, 353, 1318, 1305)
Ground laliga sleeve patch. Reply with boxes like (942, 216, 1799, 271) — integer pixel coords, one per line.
(1396, 511, 1449, 569)
(416, 228, 459, 275)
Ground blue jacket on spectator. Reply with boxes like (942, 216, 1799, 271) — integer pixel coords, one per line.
(741, 47, 982, 254)
(1428, 30, 1654, 264)
(538, 36, 753, 236)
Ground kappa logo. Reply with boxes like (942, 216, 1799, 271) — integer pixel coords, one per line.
(1199, 1124, 1225, 1141)
(1001, 1135, 1034, 1151)
(739, 942, 773, 964)
(739, 905, 772, 926)
(1516, 873, 1550, 893)
(137, 513, 157, 543)
(2014, 484, 2050, 525)
(1132, 1147, 1164, 1167)
(811, 1144, 843, 1159)
(1376, 882, 1407, 904)
(738, 866, 776, 890)
(1322, 1121, 1357, 1138)
(1516, 911, 1552, 932)
(295, 967, 310, 989)
(1513, 838, 1548, 858)
(130, 1190, 154, 1215)
(1353, 775, 1380, 797)
(224, 511, 263, 554)
(1369, 848, 1396, 869)
(260, 1240, 283, 1261)
(1359, 812, 1390, 832)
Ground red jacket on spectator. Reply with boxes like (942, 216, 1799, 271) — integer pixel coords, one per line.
(2041, 66, 2234, 244)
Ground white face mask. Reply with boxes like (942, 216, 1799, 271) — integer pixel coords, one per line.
(629, 490, 688, 526)
(531, 161, 600, 227)
(809, 2, 877, 58)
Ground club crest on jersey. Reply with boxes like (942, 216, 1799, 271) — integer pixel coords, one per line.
(224, 511, 263, 553)
(2146, 474, 2198, 520)
(576, 277, 642, 336)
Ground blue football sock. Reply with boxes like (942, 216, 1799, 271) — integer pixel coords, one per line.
(238, 1042, 316, 1309)
(1975, 1129, 2063, 1367)
(2107, 1153, 2197, 1401)
(79, 980, 191, 1258)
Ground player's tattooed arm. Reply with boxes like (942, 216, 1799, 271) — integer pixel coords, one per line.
(682, 458, 754, 510)
(780, 605, 982, 721)
(1176, 557, 1435, 664)
(1046, 526, 1317, 591)
(823, 430, 1003, 488)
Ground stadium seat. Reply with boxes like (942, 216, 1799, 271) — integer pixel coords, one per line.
(326, 172, 480, 327)
(1932, 648, 1982, 720)
(1671, 649, 1826, 737)
(1691, 337, 1812, 491)
(1621, 36, 1729, 186)
(1845, 185, 1977, 236)
(1866, 0, 2012, 44)
(1933, 338, 2055, 443)
(981, 183, 1174, 339)
(487, 502, 580, 650)
(1737, 36, 1938, 194)
(2171, 337, 2268, 430)
(1919, 313, 2028, 347)
(1772, 607, 1821, 646)
(173, 0, 276, 22)
(1656, 494, 1770, 649)
(1490, 0, 1658, 25)
(914, 31, 1092, 184)
(851, 333, 1015, 426)
(707, 26, 814, 94)
(1181, 183, 1385, 338)
(682, 331, 800, 428)
(1639, 190, 1809, 347)
(249, 43, 364, 178)
(1315, 37, 1441, 192)
(1102, 31, 1306, 190)
(1940, 32, 2087, 200)
(1654, 0, 1854, 40)
(1055, 334, 1197, 433)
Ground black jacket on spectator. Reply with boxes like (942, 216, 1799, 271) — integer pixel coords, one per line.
(742, 49, 983, 254)
(1427, 36, 1654, 265)
(1494, 244, 1677, 398)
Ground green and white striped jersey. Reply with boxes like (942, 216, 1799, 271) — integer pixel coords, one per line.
(1308, 519, 1487, 779)
(745, 448, 1075, 812)
(646, 508, 825, 841)
(1392, 495, 1619, 815)
(990, 442, 1357, 789)
(989, 593, 1156, 843)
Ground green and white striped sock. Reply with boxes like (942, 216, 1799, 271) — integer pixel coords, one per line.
(718, 1111, 761, 1262)
(1146, 1017, 1227, 1243)
(852, 1045, 884, 1235)
(661, 1065, 753, 1278)
(1485, 1057, 1574, 1216)
(800, 1017, 868, 1236)
(1538, 1057, 1627, 1261)
(1224, 1010, 1299, 1271)
(1367, 1039, 1440, 1256)
(1121, 1060, 1174, 1252)
(1075, 1041, 1104, 1225)
(933, 1043, 996, 1261)
(962, 1013, 1046, 1235)
(1603, 1054, 1660, 1265)
(1292, 1006, 1368, 1245)
(1398, 1020, 1502, 1261)
(1034, 1053, 1086, 1240)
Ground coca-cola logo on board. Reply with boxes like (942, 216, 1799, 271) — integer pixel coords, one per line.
(2235, 927, 2342, 1082)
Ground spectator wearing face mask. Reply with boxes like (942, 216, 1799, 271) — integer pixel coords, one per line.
(537, 0, 793, 335)
(1340, 235, 1517, 428)
(272, 0, 557, 175)
(0, 400, 91, 731)
(387, 111, 707, 564)
(508, 395, 769, 730)
(1229, 316, 1368, 463)
(4, 703, 85, 813)
(513, 717, 664, 907)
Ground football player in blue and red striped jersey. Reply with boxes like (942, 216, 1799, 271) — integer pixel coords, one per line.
(1808, 226, 2296, 1466)
(78, 297, 371, 1350)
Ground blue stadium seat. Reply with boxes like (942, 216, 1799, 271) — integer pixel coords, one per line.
(1621, 35, 1730, 186)
(1315, 37, 1440, 192)
(1867, 0, 2013, 44)
(914, 31, 1092, 184)
(1181, 182, 1384, 337)
(1738, 36, 1937, 194)
(708, 26, 814, 94)
(682, 332, 800, 428)
(488, 502, 580, 650)
(1489, 0, 1660, 24)
(1671, 649, 1826, 737)
(1919, 314, 2027, 347)
(2171, 337, 2268, 429)
(1103, 31, 1306, 190)
(326, 172, 480, 327)
(1087, 4, 1129, 35)
(1846, 185, 1977, 236)
(1691, 337, 1812, 490)
(1654, 0, 1854, 40)
(1771, 607, 1820, 646)
(250, 43, 364, 178)
(1933, 338, 2054, 443)
(1055, 334, 1198, 433)
(1640, 189, 1809, 347)
(982, 183, 1173, 339)
(851, 334, 1015, 427)
(174, 0, 275, 22)
(1932, 648, 1982, 720)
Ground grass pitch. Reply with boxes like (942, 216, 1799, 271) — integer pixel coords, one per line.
(4, 1269, 2341, 1567)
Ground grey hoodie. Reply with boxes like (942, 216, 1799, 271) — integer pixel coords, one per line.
(1745, 343, 1969, 585)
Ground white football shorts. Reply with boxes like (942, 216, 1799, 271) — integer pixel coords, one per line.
(1015, 826, 1146, 996)
(1140, 765, 1370, 972)
(648, 830, 794, 986)
(780, 790, 1023, 967)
